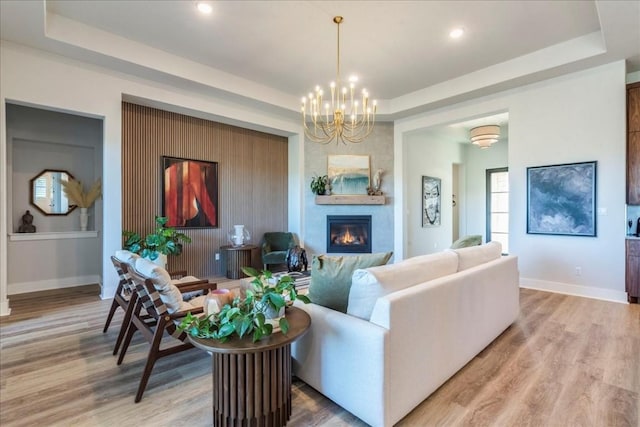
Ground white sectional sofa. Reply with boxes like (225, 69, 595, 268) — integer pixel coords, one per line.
(291, 242, 519, 427)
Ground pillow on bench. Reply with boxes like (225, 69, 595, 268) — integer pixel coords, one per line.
(134, 257, 205, 313)
(450, 234, 482, 249)
(308, 252, 393, 313)
(347, 251, 458, 320)
(451, 241, 502, 271)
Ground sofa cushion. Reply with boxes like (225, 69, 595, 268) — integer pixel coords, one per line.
(452, 241, 502, 271)
(450, 234, 482, 249)
(347, 251, 459, 320)
(308, 252, 393, 313)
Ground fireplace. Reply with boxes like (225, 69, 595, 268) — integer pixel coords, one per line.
(327, 215, 372, 253)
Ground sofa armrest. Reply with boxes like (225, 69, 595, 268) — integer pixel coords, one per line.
(291, 302, 389, 427)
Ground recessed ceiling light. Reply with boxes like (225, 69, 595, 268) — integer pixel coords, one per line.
(449, 27, 465, 39)
(197, 2, 213, 14)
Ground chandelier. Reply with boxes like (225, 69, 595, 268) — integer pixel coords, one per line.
(301, 16, 377, 144)
(469, 125, 500, 149)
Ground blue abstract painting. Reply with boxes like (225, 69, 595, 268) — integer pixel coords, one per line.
(327, 155, 370, 195)
(527, 161, 596, 236)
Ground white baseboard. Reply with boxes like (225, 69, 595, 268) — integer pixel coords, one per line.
(0, 299, 11, 316)
(8, 275, 101, 295)
(520, 278, 628, 304)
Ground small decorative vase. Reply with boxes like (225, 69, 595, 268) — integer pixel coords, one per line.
(79, 208, 89, 231)
(204, 289, 234, 316)
(228, 225, 251, 247)
(255, 301, 285, 329)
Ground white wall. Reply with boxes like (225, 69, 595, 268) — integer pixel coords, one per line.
(396, 61, 627, 302)
(404, 131, 464, 257)
(508, 63, 626, 301)
(0, 41, 303, 315)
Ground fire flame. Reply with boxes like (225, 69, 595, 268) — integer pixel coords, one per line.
(338, 228, 355, 244)
(334, 227, 365, 245)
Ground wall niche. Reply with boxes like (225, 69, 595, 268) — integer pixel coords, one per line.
(6, 103, 103, 295)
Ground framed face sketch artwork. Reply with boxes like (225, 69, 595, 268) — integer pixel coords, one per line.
(527, 161, 596, 236)
(162, 156, 219, 228)
(422, 175, 441, 227)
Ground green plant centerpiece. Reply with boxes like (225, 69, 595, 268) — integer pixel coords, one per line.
(122, 215, 191, 261)
(310, 174, 329, 195)
(179, 267, 310, 343)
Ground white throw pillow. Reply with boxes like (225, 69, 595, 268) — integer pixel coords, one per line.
(347, 251, 458, 320)
(452, 241, 502, 271)
(114, 249, 139, 268)
(134, 257, 185, 313)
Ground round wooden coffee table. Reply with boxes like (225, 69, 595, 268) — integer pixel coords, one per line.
(189, 307, 311, 427)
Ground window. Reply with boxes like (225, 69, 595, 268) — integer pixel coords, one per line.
(34, 176, 48, 199)
(486, 168, 509, 254)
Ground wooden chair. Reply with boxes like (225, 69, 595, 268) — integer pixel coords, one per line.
(117, 257, 216, 402)
(103, 251, 191, 357)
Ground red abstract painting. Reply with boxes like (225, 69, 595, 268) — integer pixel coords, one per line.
(162, 157, 218, 228)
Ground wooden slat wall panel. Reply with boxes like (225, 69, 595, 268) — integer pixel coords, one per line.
(122, 102, 288, 278)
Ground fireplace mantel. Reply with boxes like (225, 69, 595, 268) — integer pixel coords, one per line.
(315, 195, 385, 205)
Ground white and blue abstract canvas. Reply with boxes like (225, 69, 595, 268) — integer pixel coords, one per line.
(527, 161, 596, 236)
(327, 155, 370, 195)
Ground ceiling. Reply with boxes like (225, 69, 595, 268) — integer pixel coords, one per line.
(1, 0, 639, 123)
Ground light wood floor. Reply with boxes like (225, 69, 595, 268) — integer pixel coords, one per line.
(1, 286, 638, 426)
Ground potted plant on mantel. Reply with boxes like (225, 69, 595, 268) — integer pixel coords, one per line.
(311, 174, 330, 196)
(122, 215, 191, 267)
(179, 267, 310, 343)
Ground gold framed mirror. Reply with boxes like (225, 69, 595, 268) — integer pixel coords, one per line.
(29, 169, 77, 215)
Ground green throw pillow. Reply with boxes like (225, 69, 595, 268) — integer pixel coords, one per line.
(450, 235, 482, 249)
(309, 252, 393, 313)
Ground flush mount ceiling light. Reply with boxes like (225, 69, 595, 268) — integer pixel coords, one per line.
(449, 27, 465, 39)
(301, 16, 377, 144)
(196, 2, 213, 14)
(469, 125, 500, 149)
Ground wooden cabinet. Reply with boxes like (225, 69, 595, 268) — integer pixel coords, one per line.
(629, 84, 640, 132)
(626, 239, 640, 303)
(630, 131, 640, 204)
(627, 83, 640, 204)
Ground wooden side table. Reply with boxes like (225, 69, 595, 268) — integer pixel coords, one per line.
(220, 244, 257, 279)
(189, 307, 311, 427)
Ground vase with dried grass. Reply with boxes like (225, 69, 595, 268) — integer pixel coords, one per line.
(60, 178, 102, 231)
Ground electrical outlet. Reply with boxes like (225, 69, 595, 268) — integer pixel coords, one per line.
(575, 267, 581, 276)
(215, 253, 220, 261)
